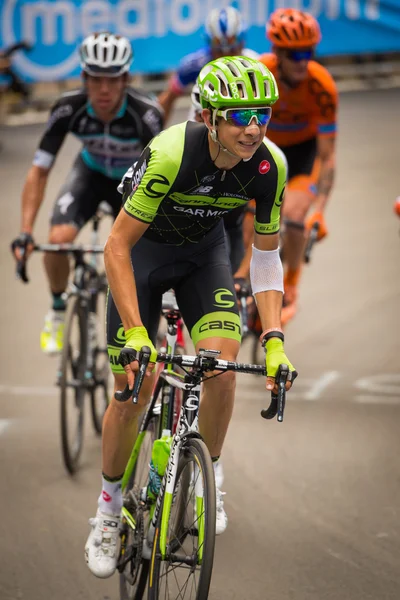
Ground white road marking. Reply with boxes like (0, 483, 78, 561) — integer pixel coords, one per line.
(355, 374, 400, 396)
(303, 371, 341, 401)
(237, 372, 341, 402)
(0, 419, 12, 435)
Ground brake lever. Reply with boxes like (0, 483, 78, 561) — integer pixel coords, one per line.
(16, 259, 29, 283)
(114, 346, 152, 404)
(261, 364, 289, 422)
(16, 246, 29, 283)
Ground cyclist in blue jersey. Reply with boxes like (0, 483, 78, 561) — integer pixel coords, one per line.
(11, 32, 164, 354)
(158, 6, 258, 122)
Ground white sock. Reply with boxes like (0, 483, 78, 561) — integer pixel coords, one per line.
(98, 475, 123, 516)
(213, 460, 224, 489)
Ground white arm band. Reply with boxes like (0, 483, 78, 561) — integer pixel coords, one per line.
(250, 245, 284, 295)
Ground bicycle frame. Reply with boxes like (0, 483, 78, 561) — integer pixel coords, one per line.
(117, 300, 292, 571)
(121, 297, 206, 563)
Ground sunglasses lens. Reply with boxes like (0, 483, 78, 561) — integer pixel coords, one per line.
(288, 49, 313, 62)
(227, 108, 272, 126)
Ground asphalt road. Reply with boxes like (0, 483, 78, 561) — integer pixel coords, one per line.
(0, 89, 399, 600)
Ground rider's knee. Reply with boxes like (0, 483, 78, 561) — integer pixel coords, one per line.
(282, 189, 312, 223)
(48, 225, 77, 244)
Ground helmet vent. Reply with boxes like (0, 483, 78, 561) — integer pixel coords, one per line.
(216, 75, 229, 98)
(264, 80, 271, 100)
(281, 26, 290, 40)
(226, 61, 240, 77)
(247, 71, 259, 98)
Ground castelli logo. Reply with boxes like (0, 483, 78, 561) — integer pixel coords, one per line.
(102, 491, 112, 502)
(259, 160, 270, 174)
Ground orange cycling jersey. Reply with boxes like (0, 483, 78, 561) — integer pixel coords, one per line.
(259, 54, 338, 147)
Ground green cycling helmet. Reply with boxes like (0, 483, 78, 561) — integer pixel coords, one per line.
(198, 55, 279, 109)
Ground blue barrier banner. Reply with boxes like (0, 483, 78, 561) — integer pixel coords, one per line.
(1, 1, 400, 82)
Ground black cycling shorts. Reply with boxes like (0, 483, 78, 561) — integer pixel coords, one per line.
(106, 222, 241, 373)
(283, 137, 317, 180)
(50, 155, 122, 229)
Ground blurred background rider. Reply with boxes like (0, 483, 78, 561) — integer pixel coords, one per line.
(259, 9, 338, 325)
(11, 32, 164, 354)
(158, 6, 258, 122)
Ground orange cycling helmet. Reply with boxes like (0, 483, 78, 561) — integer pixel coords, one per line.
(266, 8, 321, 49)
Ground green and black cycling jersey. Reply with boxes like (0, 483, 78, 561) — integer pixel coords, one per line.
(122, 121, 287, 245)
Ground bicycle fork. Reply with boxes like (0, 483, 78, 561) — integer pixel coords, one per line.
(145, 383, 202, 560)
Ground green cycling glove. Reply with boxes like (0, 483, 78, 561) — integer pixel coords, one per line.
(124, 326, 158, 363)
(265, 338, 296, 380)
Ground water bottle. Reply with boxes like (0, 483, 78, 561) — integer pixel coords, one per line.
(148, 429, 173, 501)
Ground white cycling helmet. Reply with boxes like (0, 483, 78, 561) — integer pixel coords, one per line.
(191, 83, 202, 114)
(80, 32, 133, 77)
(205, 7, 246, 48)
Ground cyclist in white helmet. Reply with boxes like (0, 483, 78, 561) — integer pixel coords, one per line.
(11, 32, 164, 354)
(158, 6, 258, 122)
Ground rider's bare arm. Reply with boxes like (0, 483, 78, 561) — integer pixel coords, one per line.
(157, 86, 181, 123)
(315, 136, 336, 213)
(104, 210, 150, 331)
(252, 231, 282, 331)
(21, 165, 50, 233)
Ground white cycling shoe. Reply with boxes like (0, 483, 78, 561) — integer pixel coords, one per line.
(213, 460, 224, 489)
(85, 509, 120, 578)
(215, 488, 228, 535)
(40, 310, 65, 354)
(213, 460, 227, 535)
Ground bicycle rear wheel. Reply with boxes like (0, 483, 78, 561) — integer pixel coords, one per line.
(59, 296, 87, 474)
(119, 407, 160, 600)
(148, 437, 216, 600)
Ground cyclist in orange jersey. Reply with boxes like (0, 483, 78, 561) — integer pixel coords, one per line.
(258, 8, 338, 325)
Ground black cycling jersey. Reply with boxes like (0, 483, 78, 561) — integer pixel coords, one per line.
(107, 121, 287, 369)
(122, 121, 286, 246)
(33, 87, 164, 180)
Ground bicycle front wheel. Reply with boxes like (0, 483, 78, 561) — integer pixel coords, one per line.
(59, 295, 87, 474)
(148, 437, 216, 600)
(119, 408, 160, 600)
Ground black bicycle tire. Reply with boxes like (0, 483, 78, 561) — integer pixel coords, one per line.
(119, 410, 160, 600)
(90, 289, 109, 435)
(59, 295, 87, 475)
(148, 437, 216, 600)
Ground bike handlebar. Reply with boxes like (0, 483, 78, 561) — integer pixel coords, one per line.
(14, 243, 105, 284)
(115, 346, 293, 422)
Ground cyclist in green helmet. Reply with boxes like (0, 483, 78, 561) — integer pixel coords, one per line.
(85, 56, 297, 579)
